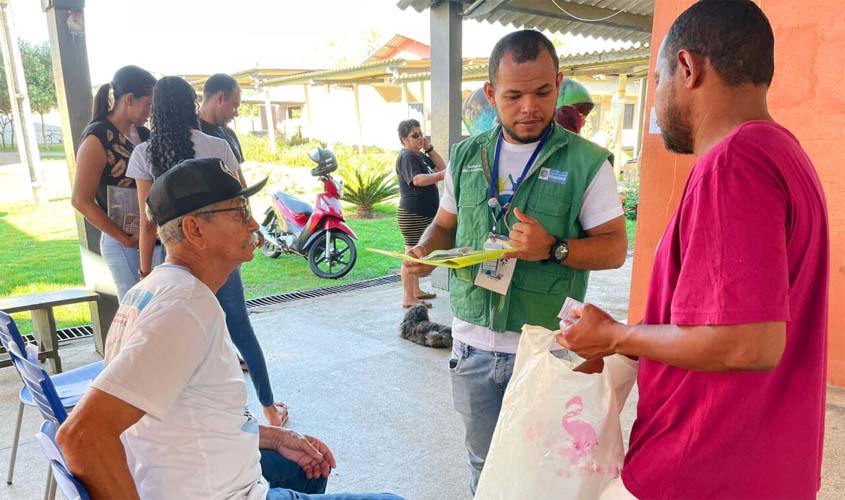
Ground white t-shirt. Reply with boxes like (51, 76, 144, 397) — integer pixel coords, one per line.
(441, 139, 623, 354)
(127, 129, 240, 181)
(92, 264, 267, 500)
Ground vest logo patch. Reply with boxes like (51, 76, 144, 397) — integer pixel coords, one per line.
(463, 164, 483, 173)
(539, 167, 568, 185)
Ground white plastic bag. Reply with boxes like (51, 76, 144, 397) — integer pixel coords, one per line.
(475, 325, 637, 500)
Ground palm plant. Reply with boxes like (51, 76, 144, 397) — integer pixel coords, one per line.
(338, 163, 399, 218)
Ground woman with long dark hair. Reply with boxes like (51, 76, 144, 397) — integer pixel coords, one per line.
(127, 76, 288, 427)
(129, 75, 239, 274)
(71, 65, 159, 300)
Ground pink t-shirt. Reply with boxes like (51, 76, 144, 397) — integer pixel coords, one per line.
(622, 121, 829, 500)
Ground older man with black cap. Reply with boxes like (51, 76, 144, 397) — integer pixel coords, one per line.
(57, 158, 403, 500)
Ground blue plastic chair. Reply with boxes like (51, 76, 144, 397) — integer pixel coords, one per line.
(0, 311, 103, 484)
(35, 420, 91, 500)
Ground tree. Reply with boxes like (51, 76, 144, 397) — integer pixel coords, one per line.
(20, 41, 56, 147)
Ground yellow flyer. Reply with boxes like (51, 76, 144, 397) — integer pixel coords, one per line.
(367, 246, 516, 269)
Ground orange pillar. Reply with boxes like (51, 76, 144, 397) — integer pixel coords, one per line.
(629, 1, 845, 386)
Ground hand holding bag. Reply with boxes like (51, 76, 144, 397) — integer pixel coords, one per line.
(475, 325, 637, 500)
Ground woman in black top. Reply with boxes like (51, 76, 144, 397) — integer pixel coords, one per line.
(71, 65, 158, 300)
(395, 119, 446, 308)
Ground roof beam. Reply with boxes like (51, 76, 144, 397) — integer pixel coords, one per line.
(474, 0, 653, 33)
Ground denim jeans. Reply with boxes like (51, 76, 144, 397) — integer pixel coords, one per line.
(262, 450, 404, 500)
(216, 267, 274, 407)
(449, 339, 572, 495)
(100, 233, 164, 301)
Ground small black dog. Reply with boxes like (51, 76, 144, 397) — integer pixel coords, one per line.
(400, 305, 453, 348)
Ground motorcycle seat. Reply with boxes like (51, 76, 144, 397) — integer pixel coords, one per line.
(278, 192, 313, 217)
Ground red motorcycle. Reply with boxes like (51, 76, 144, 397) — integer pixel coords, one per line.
(258, 148, 358, 279)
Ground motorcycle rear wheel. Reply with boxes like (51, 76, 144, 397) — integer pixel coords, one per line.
(307, 231, 356, 279)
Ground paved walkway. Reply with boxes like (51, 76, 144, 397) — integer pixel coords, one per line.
(0, 256, 842, 499)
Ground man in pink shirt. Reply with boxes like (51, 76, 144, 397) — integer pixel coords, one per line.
(558, 1, 829, 499)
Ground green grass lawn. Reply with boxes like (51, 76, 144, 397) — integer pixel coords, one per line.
(1, 194, 638, 334)
(0, 144, 67, 158)
(626, 218, 637, 250)
(0, 199, 404, 334)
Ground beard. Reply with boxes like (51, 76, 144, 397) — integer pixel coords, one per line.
(659, 88, 694, 154)
(501, 118, 551, 144)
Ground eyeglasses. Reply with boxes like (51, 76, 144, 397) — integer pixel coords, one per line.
(408, 132, 423, 139)
(196, 204, 252, 224)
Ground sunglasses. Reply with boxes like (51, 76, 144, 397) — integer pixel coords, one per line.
(196, 204, 252, 224)
(408, 132, 423, 139)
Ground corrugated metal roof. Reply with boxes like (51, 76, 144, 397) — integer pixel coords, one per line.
(393, 44, 648, 82)
(397, 0, 653, 44)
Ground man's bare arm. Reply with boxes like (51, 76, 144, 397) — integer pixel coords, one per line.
(509, 209, 627, 269)
(56, 388, 145, 500)
(565, 215, 628, 270)
(558, 304, 786, 371)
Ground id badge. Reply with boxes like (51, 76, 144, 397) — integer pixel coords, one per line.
(474, 234, 516, 295)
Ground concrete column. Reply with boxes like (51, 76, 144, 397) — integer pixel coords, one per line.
(302, 84, 312, 136)
(401, 83, 409, 118)
(611, 73, 627, 179)
(634, 76, 647, 159)
(419, 80, 426, 129)
(353, 83, 363, 153)
(429, 1, 462, 158)
(0, 0, 46, 204)
(43, 0, 117, 350)
(263, 88, 276, 153)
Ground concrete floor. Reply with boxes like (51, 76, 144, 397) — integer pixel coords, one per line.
(0, 256, 843, 499)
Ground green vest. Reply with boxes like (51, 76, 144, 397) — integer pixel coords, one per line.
(449, 124, 610, 332)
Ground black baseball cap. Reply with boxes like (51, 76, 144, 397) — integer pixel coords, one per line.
(146, 157, 267, 226)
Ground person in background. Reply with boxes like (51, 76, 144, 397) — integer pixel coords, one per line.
(71, 65, 161, 300)
(127, 76, 289, 427)
(554, 79, 595, 135)
(394, 119, 446, 309)
(558, 2, 830, 499)
(196, 72, 290, 423)
(199, 73, 246, 170)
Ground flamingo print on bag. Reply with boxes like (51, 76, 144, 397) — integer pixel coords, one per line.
(560, 396, 599, 470)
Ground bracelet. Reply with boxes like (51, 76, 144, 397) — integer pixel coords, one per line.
(424, 145, 434, 154)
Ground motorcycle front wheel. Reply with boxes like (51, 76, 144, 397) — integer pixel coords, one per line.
(307, 231, 357, 279)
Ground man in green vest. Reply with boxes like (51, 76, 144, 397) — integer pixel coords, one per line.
(405, 30, 628, 494)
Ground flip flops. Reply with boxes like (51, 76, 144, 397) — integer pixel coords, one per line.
(416, 291, 437, 300)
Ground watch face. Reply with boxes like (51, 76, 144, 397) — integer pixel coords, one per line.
(554, 242, 569, 260)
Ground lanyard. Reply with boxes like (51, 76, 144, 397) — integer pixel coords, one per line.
(488, 126, 552, 231)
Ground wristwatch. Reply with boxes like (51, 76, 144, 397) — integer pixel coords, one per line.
(546, 238, 569, 264)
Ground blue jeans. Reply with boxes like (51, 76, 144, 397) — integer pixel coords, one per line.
(216, 267, 274, 407)
(262, 450, 404, 500)
(449, 339, 572, 495)
(100, 233, 164, 301)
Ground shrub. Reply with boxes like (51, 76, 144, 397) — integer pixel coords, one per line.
(338, 162, 399, 219)
(621, 183, 639, 220)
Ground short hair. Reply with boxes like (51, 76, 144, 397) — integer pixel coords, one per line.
(664, 0, 774, 86)
(488, 30, 559, 85)
(397, 119, 420, 143)
(203, 73, 239, 99)
(153, 206, 214, 245)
